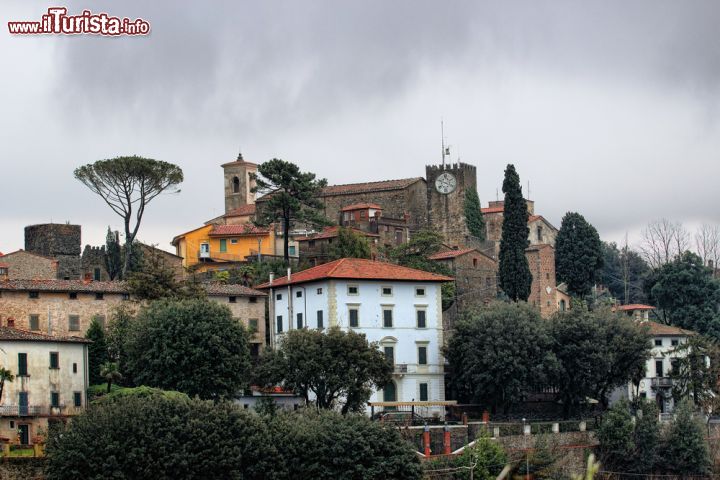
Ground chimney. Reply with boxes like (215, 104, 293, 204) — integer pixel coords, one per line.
(287, 267, 291, 282)
(7, 318, 15, 328)
(83, 272, 92, 283)
(269, 272, 274, 286)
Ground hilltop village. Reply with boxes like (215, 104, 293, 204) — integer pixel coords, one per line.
(0, 152, 718, 478)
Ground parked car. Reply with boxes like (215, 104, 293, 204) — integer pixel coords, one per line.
(372, 411, 427, 426)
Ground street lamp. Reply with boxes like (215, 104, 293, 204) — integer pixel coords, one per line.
(523, 418, 529, 480)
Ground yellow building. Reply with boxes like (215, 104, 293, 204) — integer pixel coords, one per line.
(172, 223, 276, 272)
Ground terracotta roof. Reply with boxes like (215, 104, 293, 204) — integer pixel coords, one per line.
(0, 263, 8, 269)
(320, 178, 424, 196)
(255, 258, 453, 289)
(528, 215, 558, 231)
(0, 249, 58, 262)
(209, 225, 270, 236)
(481, 206, 504, 214)
(297, 226, 378, 242)
(204, 283, 266, 297)
(0, 326, 90, 343)
(641, 321, 695, 337)
(0, 280, 129, 294)
(224, 204, 256, 217)
(340, 203, 383, 212)
(429, 248, 481, 260)
(616, 304, 655, 311)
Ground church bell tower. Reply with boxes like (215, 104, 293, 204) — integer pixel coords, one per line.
(222, 152, 258, 213)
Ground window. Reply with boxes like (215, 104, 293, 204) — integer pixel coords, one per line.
(349, 308, 359, 328)
(382, 309, 393, 328)
(122, 293, 130, 301)
(250, 344, 260, 358)
(360, 210, 366, 219)
(416, 310, 427, 329)
(296, 313, 303, 329)
(68, 315, 80, 332)
(229, 296, 237, 303)
(230, 239, 238, 244)
(72, 363, 77, 374)
(51, 392, 60, 408)
(296, 291, 302, 298)
(655, 360, 664, 377)
(308, 240, 316, 248)
(384, 346, 395, 364)
(249, 319, 258, 331)
(276, 294, 283, 300)
(94, 315, 106, 329)
(289, 246, 296, 256)
(473, 258, 478, 268)
(29, 291, 39, 299)
(395, 230, 403, 245)
(18, 353, 27, 376)
(219, 239, 228, 253)
(671, 338, 679, 346)
(93, 268, 101, 281)
(671, 359, 680, 372)
(316, 288, 323, 295)
(317, 310, 324, 329)
(232, 176, 240, 193)
(95, 292, 104, 300)
(347, 285, 359, 295)
(415, 287, 425, 297)
(49, 352, 59, 369)
(418, 346, 428, 365)
(69, 292, 78, 300)
(381, 286, 393, 296)
(29, 315, 39, 331)
(276, 316, 283, 333)
(249, 296, 257, 303)
(419, 383, 429, 401)
(559, 299, 566, 312)
(537, 226, 543, 242)
(73, 392, 82, 408)
(654, 339, 662, 347)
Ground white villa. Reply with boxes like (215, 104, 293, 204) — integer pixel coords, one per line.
(257, 258, 451, 414)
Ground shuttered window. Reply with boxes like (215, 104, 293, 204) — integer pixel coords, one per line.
(18, 353, 27, 376)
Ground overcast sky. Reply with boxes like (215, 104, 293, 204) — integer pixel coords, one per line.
(2, 0, 719, 255)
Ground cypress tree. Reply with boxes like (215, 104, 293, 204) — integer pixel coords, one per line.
(85, 318, 109, 386)
(662, 400, 712, 476)
(464, 186, 486, 241)
(498, 164, 531, 301)
(555, 212, 603, 297)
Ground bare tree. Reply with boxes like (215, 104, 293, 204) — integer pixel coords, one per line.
(695, 223, 720, 277)
(639, 218, 689, 268)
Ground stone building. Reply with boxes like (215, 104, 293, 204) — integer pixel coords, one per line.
(0, 250, 58, 280)
(525, 244, 565, 318)
(222, 154, 257, 214)
(482, 200, 559, 256)
(0, 325, 89, 446)
(297, 226, 381, 266)
(0, 280, 268, 350)
(24, 224, 82, 280)
(426, 163, 482, 248)
(338, 203, 410, 251)
(81, 243, 185, 281)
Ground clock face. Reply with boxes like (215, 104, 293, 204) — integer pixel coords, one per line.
(435, 172, 457, 194)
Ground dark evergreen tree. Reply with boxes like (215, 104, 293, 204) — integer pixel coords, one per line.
(600, 241, 650, 305)
(464, 186, 486, 242)
(104, 227, 122, 281)
(497, 164, 531, 301)
(555, 212, 604, 297)
(632, 401, 660, 474)
(661, 400, 711, 476)
(252, 159, 329, 261)
(85, 318, 109, 386)
(596, 401, 634, 472)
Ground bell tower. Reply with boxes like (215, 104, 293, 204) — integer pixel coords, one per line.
(426, 162, 478, 248)
(222, 152, 257, 213)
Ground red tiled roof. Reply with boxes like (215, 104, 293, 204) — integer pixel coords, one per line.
(0, 264, 8, 269)
(481, 206, 504, 214)
(255, 258, 453, 288)
(641, 321, 694, 337)
(204, 283, 267, 297)
(297, 226, 378, 242)
(0, 280, 129, 293)
(340, 203, 383, 212)
(428, 248, 479, 260)
(224, 204, 256, 217)
(616, 304, 655, 311)
(321, 178, 424, 196)
(209, 225, 270, 236)
(0, 326, 90, 343)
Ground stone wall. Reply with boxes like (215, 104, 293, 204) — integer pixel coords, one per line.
(81, 245, 110, 281)
(24, 224, 82, 280)
(215, 294, 267, 348)
(0, 251, 57, 280)
(426, 163, 478, 248)
(526, 244, 559, 318)
(0, 458, 46, 479)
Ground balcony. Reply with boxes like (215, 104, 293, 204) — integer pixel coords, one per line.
(0, 405, 84, 417)
(394, 364, 408, 374)
(392, 364, 443, 375)
(651, 377, 673, 388)
(198, 249, 211, 260)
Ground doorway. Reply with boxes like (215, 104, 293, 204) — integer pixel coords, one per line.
(18, 424, 29, 445)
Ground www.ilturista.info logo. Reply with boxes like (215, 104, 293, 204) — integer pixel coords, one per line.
(8, 7, 150, 36)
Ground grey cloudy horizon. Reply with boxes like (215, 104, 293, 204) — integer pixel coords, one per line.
(1, 0, 719, 254)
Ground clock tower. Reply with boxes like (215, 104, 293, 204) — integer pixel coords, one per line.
(426, 162, 479, 248)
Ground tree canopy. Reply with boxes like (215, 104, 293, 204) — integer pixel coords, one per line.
(464, 186, 486, 242)
(124, 298, 252, 400)
(662, 400, 712, 476)
(446, 302, 556, 413)
(498, 164, 531, 301)
(104, 227, 122, 281)
(646, 251, 720, 337)
(254, 327, 392, 413)
(85, 318, 109, 386)
(252, 158, 329, 261)
(328, 227, 372, 261)
(599, 241, 650, 305)
(74, 156, 183, 278)
(555, 212, 604, 297)
(126, 246, 205, 300)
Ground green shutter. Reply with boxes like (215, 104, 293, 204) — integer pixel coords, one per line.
(419, 383, 429, 401)
(18, 353, 27, 376)
(219, 239, 227, 252)
(418, 346, 427, 365)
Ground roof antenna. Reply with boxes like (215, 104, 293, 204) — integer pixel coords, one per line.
(441, 119, 446, 168)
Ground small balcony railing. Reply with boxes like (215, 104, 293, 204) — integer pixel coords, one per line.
(0, 405, 84, 417)
(651, 377, 673, 388)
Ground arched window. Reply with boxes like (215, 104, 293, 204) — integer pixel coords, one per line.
(559, 299, 566, 312)
(232, 176, 240, 193)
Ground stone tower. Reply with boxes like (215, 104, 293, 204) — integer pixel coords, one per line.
(222, 153, 258, 214)
(426, 162, 478, 248)
(24, 223, 82, 279)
